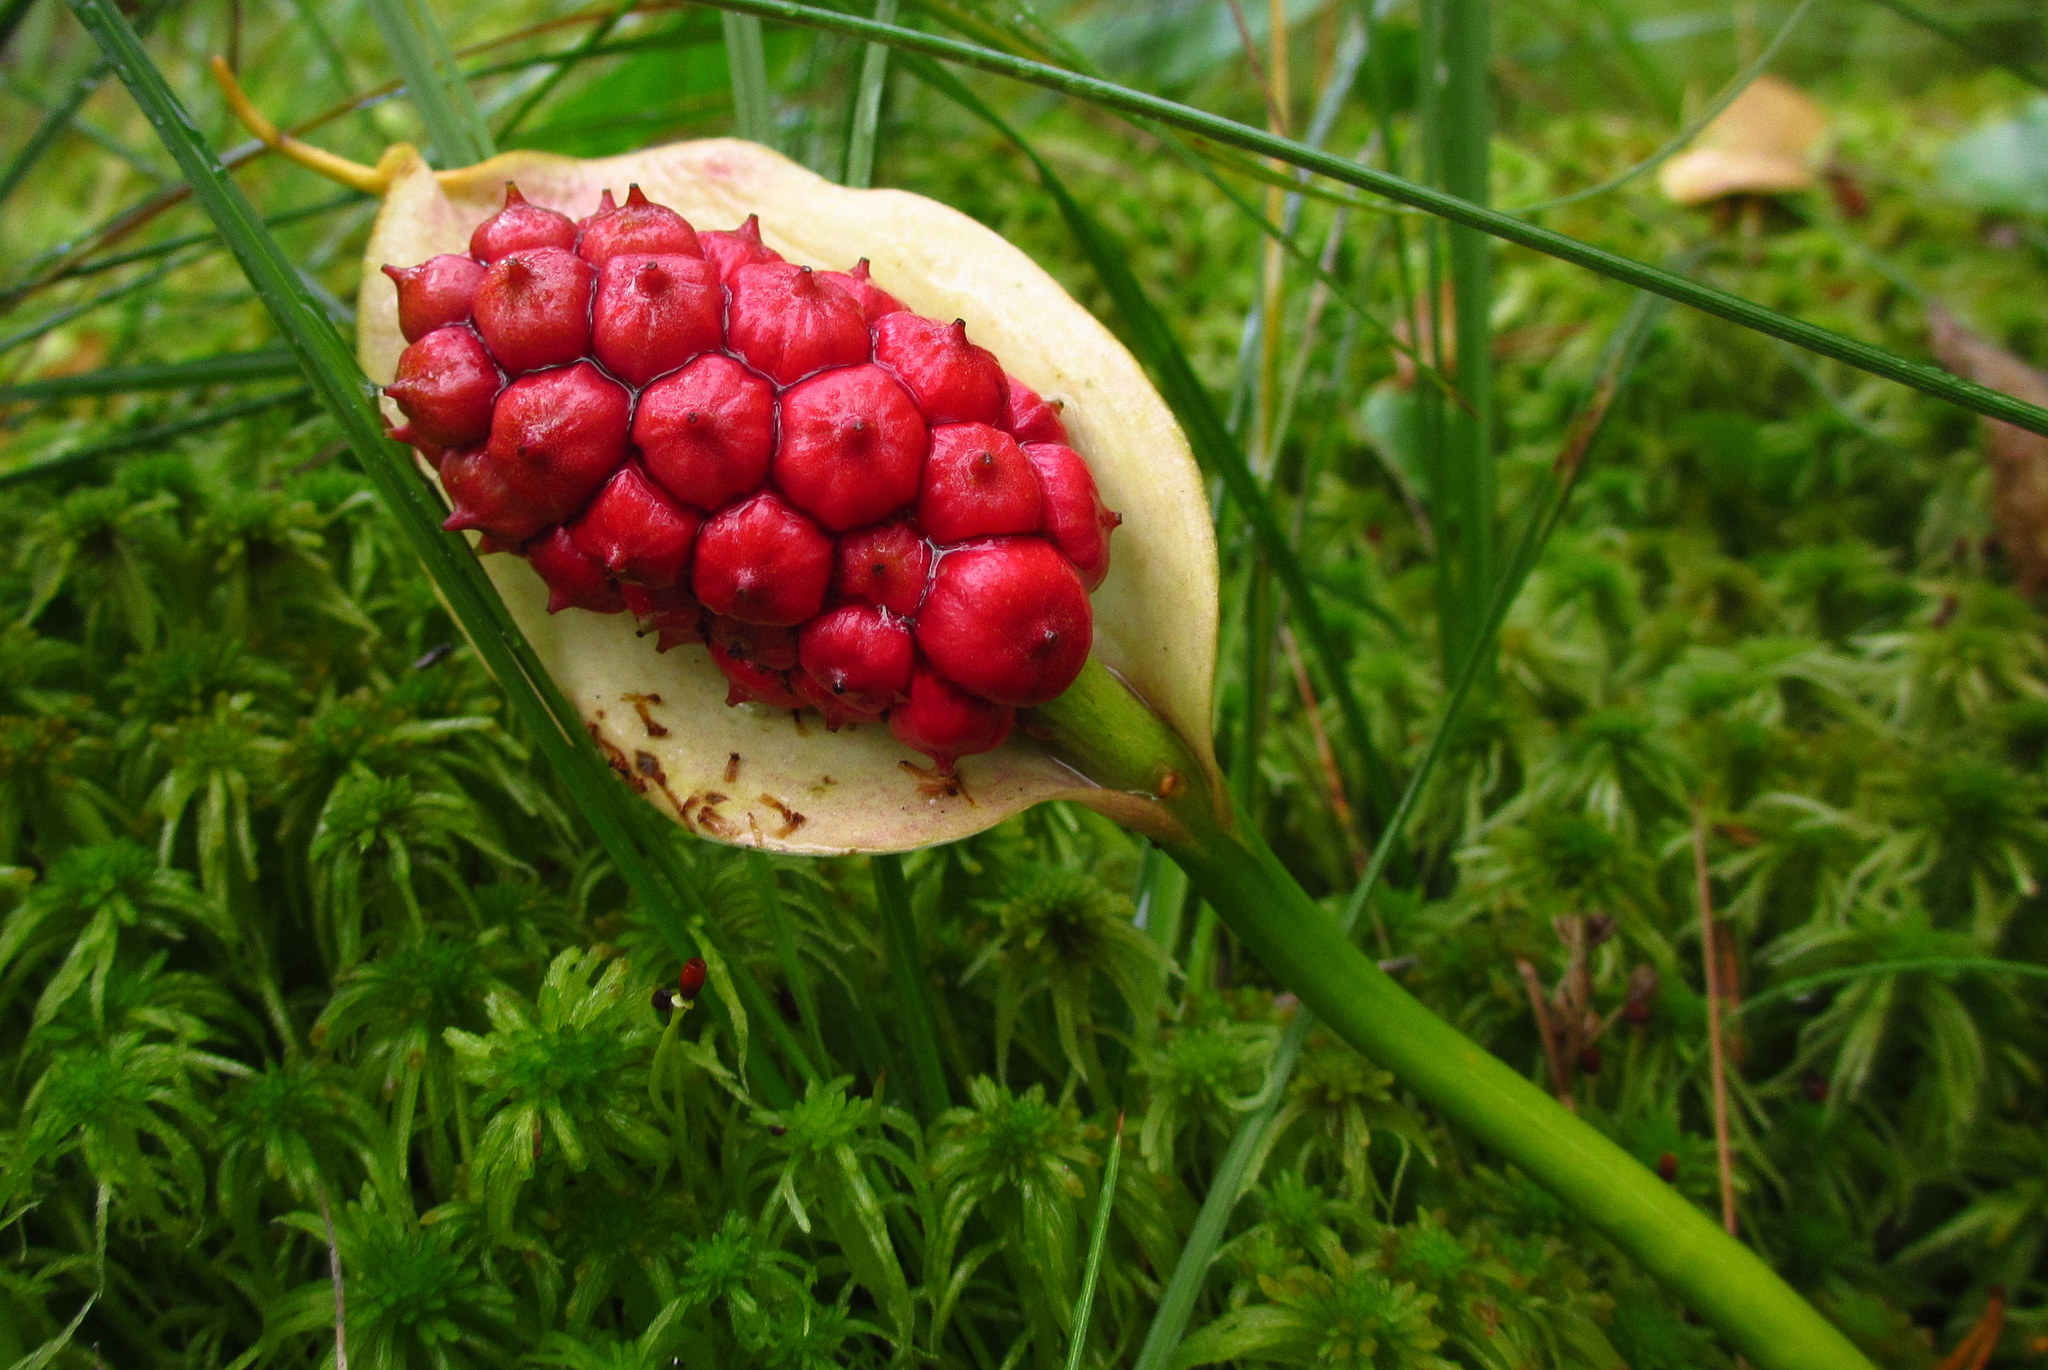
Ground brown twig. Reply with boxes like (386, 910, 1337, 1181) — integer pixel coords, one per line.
(1516, 958, 1575, 1109)
(1932, 1286, 2004, 1370)
(1279, 626, 1364, 874)
(1692, 806, 1739, 1236)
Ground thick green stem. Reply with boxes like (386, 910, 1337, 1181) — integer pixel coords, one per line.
(1033, 661, 1873, 1370)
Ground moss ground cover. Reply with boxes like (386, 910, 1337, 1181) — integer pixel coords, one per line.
(2, 1, 2047, 1365)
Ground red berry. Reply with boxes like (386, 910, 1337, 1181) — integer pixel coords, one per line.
(774, 365, 928, 531)
(383, 254, 484, 342)
(473, 247, 594, 375)
(385, 326, 499, 447)
(888, 667, 1013, 771)
(818, 258, 905, 323)
(791, 673, 885, 729)
(1023, 442, 1119, 590)
(591, 254, 723, 387)
(568, 464, 701, 588)
(874, 314, 1007, 425)
(833, 521, 932, 617)
(916, 538, 1090, 706)
(799, 604, 914, 714)
(692, 493, 833, 626)
(708, 639, 804, 709)
(526, 526, 625, 614)
(578, 189, 617, 231)
(440, 443, 550, 546)
(1004, 376, 1068, 445)
(699, 214, 782, 281)
(917, 423, 1043, 543)
(578, 184, 702, 265)
(726, 262, 869, 386)
(635, 355, 776, 510)
(679, 956, 708, 1000)
(484, 361, 631, 526)
(470, 184, 577, 263)
(620, 582, 704, 643)
(708, 616, 800, 671)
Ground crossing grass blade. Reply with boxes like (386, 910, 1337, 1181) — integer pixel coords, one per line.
(0, 0, 164, 208)
(1063, 1114, 1123, 1370)
(0, 387, 308, 488)
(0, 348, 299, 402)
(494, 0, 636, 142)
(59, 0, 822, 1109)
(362, 0, 496, 165)
(841, 0, 897, 189)
(722, 10, 774, 144)
(689, 0, 2048, 439)
(896, 59, 1398, 827)
(872, 853, 951, 1119)
(1131, 286, 1670, 1369)
(1864, 0, 2048, 92)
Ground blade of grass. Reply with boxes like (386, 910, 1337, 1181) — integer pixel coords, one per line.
(1507, 0, 1820, 215)
(1864, 0, 2048, 92)
(901, 56, 1399, 828)
(363, 0, 496, 165)
(748, 850, 831, 1069)
(722, 10, 774, 144)
(871, 853, 950, 1119)
(1062, 1114, 1122, 1370)
(61, 0, 816, 1109)
(494, 0, 636, 142)
(0, 386, 307, 488)
(1736, 958, 2048, 1015)
(0, 0, 163, 208)
(0, 347, 298, 402)
(1427, 0, 1496, 679)
(692, 0, 2048, 439)
(0, 0, 35, 53)
(0, 252, 191, 357)
(841, 0, 896, 188)
(1132, 286, 1669, 1370)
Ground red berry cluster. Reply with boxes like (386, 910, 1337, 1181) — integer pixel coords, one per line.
(383, 184, 1119, 770)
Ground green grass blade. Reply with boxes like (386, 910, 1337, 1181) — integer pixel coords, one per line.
(0, 252, 189, 357)
(1738, 958, 2048, 1015)
(1427, 0, 1496, 679)
(493, 0, 635, 142)
(0, 0, 36, 53)
(0, 387, 307, 488)
(1508, 0, 1821, 215)
(59, 0, 814, 1109)
(0, 0, 162, 208)
(1864, 0, 2048, 92)
(363, 0, 496, 165)
(1063, 1114, 1123, 1370)
(691, 0, 2048, 439)
(871, 853, 950, 1119)
(722, 10, 774, 144)
(842, 0, 897, 188)
(1132, 287, 1669, 1369)
(749, 850, 831, 1069)
(899, 57, 1399, 827)
(0, 348, 298, 402)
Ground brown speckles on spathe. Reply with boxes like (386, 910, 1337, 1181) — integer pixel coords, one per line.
(623, 692, 669, 737)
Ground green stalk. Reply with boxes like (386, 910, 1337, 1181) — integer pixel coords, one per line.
(691, 0, 2048, 440)
(1033, 664, 1873, 1370)
(1062, 1114, 1122, 1370)
(748, 850, 830, 1069)
(1864, 0, 2048, 92)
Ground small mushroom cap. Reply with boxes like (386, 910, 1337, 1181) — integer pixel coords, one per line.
(1657, 75, 1830, 207)
(360, 139, 1219, 855)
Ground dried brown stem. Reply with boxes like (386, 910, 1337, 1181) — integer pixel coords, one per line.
(1692, 806, 1739, 1236)
(1516, 957, 1575, 1109)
